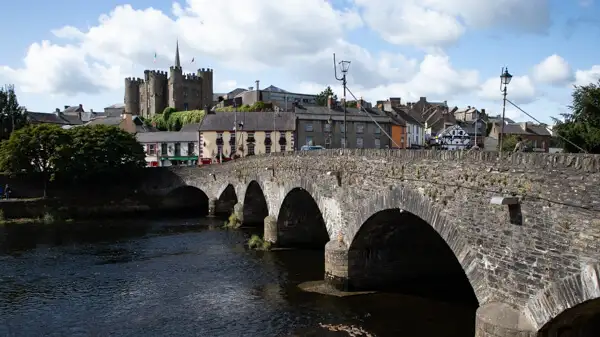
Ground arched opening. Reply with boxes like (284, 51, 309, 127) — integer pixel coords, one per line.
(276, 187, 329, 249)
(348, 208, 478, 306)
(216, 184, 237, 217)
(162, 186, 209, 217)
(538, 299, 600, 336)
(243, 180, 269, 226)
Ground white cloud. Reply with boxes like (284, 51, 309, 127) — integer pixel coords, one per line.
(354, 0, 551, 48)
(574, 65, 600, 86)
(532, 54, 574, 85)
(478, 75, 537, 105)
(0, 0, 553, 112)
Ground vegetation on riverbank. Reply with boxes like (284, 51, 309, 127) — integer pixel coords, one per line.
(0, 209, 63, 226)
(223, 213, 242, 229)
(247, 234, 271, 251)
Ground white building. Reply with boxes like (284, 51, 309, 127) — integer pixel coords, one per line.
(136, 132, 199, 167)
(436, 125, 471, 150)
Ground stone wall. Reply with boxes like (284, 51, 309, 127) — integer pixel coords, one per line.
(163, 149, 600, 333)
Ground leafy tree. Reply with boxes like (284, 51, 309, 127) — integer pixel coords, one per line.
(214, 102, 272, 112)
(0, 85, 27, 140)
(552, 80, 600, 153)
(0, 124, 71, 196)
(67, 125, 146, 181)
(0, 124, 146, 193)
(500, 135, 519, 152)
(345, 100, 358, 108)
(315, 86, 337, 106)
(148, 109, 206, 131)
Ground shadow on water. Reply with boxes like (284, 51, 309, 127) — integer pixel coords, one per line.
(0, 218, 475, 337)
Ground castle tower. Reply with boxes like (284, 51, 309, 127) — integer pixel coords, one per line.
(169, 40, 184, 110)
(197, 68, 214, 110)
(124, 77, 141, 115)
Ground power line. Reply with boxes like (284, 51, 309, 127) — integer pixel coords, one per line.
(506, 99, 587, 153)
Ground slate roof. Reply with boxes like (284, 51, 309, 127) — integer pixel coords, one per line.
(84, 115, 158, 133)
(136, 132, 198, 143)
(180, 123, 201, 132)
(105, 103, 125, 109)
(500, 123, 552, 136)
(26, 112, 83, 125)
(294, 105, 391, 123)
(391, 107, 422, 126)
(199, 111, 296, 131)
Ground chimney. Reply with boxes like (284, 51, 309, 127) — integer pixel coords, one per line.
(357, 97, 362, 109)
(389, 97, 401, 107)
(79, 104, 83, 109)
(327, 95, 334, 109)
(90, 109, 94, 113)
(55, 108, 61, 115)
(121, 112, 136, 133)
(64, 105, 69, 110)
(419, 97, 426, 103)
(519, 122, 527, 131)
(255, 80, 260, 102)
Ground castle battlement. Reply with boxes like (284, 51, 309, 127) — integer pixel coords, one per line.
(125, 77, 144, 85)
(198, 68, 213, 72)
(144, 70, 168, 79)
(183, 73, 202, 81)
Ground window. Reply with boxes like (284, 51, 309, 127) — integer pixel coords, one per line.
(248, 143, 255, 155)
(148, 144, 156, 155)
(305, 123, 313, 132)
(340, 123, 346, 133)
(324, 122, 331, 132)
(187, 142, 195, 156)
(174, 143, 181, 156)
(306, 136, 313, 146)
(247, 132, 255, 142)
(341, 137, 346, 148)
(542, 141, 545, 149)
(325, 137, 331, 148)
(280, 144, 286, 152)
(161, 143, 168, 155)
(356, 123, 365, 133)
(375, 126, 381, 134)
(266, 145, 271, 153)
(375, 138, 381, 148)
(357, 137, 364, 148)
(184, 103, 189, 111)
(265, 133, 271, 153)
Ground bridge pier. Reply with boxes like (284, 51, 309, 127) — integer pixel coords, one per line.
(207, 198, 217, 217)
(264, 216, 277, 245)
(475, 302, 536, 337)
(233, 203, 244, 223)
(324, 240, 349, 290)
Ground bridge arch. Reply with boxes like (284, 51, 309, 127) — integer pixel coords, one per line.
(243, 180, 269, 225)
(344, 185, 484, 305)
(216, 184, 238, 216)
(276, 187, 329, 248)
(162, 185, 209, 216)
(525, 264, 600, 335)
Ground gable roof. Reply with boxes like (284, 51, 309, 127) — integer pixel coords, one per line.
(199, 111, 296, 131)
(26, 111, 83, 125)
(136, 131, 198, 143)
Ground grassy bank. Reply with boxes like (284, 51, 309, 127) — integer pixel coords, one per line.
(0, 210, 64, 226)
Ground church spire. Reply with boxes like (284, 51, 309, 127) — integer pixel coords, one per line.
(174, 39, 181, 68)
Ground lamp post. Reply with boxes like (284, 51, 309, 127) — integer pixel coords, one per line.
(499, 67, 513, 157)
(327, 115, 333, 148)
(333, 53, 351, 149)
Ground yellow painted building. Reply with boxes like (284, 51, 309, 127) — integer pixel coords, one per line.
(198, 111, 296, 163)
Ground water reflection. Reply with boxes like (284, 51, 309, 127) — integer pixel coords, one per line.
(0, 217, 475, 337)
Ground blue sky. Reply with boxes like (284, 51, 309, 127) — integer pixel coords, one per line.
(1, 0, 599, 124)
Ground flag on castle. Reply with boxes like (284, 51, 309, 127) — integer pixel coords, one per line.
(191, 57, 195, 63)
(153, 52, 157, 63)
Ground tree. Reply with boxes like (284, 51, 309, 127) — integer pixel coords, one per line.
(315, 86, 338, 106)
(67, 125, 146, 181)
(500, 135, 519, 152)
(552, 80, 600, 153)
(0, 124, 71, 196)
(0, 124, 146, 193)
(0, 85, 27, 140)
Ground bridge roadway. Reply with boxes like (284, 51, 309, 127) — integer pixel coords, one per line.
(149, 149, 600, 337)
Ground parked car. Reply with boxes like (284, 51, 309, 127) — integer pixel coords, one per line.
(300, 145, 325, 151)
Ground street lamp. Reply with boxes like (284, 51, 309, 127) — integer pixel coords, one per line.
(499, 67, 512, 157)
(327, 115, 333, 148)
(333, 53, 351, 149)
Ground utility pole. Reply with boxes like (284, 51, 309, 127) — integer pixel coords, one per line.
(333, 53, 351, 149)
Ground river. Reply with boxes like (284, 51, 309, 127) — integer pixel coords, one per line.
(0, 217, 475, 337)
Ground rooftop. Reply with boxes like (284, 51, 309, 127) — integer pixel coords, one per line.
(199, 111, 296, 131)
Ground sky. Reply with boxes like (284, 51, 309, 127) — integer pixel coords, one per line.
(1, 0, 600, 124)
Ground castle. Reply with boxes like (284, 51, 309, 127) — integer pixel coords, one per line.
(124, 41, 214, 118)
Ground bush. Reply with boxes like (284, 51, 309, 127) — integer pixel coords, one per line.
(247, 234, 272, 251)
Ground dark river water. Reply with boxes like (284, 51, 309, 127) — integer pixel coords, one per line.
(0, 217, 475, 337)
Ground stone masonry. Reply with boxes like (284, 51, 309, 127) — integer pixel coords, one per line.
(149, 149, 600, 336)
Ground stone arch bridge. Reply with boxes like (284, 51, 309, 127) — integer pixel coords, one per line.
(146, 149, 600, 337)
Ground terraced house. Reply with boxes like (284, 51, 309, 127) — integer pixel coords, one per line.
(136, 132, 199, 167)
